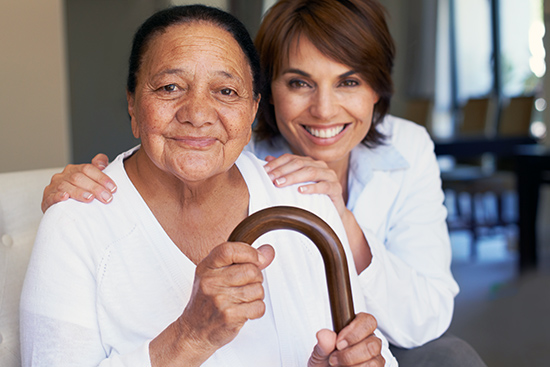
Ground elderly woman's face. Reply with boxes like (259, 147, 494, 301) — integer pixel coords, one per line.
(128, 22, 259, 182)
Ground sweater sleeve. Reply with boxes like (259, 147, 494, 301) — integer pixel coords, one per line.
(19, 207, 153, 367)
(356, 126, 459, 348)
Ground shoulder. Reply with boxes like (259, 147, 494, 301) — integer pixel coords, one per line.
(379, 115, 435, 160)
(380, 115, 432, 144)
(38, 148, 142, 255)
(237, 151, 339, 225)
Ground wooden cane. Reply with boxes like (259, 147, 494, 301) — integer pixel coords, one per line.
(228, 205, 355, 333)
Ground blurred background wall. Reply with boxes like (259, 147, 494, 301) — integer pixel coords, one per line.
(0, 0, 70, 172)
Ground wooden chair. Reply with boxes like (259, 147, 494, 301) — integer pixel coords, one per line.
(498, 95, 534, 137)
(403, 98, 433, 128)
(458, 97, 491, 137)
(441, 97, 523, 259)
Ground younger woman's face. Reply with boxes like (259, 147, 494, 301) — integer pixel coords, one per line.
(270, 37, 379, 168)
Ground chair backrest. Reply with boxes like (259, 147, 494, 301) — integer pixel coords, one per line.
(458, 97, 491, 136)
(0, 167, 61, 367)
(403, 98, 433, 128)
(498, 95, 535, 136)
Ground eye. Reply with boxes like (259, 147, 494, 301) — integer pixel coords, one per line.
(160, 84, 178, 92)
(340, 79, 359, 87)
(220, 88, 236, 96)
(289, 79, 311, 89)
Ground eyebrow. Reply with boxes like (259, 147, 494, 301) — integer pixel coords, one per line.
(282, 68, 357, 79)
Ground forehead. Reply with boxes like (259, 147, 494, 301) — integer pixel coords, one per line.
(284, 36, 350, 71)
(141, 21, 251, 78)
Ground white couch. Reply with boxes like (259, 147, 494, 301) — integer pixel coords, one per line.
(0, 167, 61, 367)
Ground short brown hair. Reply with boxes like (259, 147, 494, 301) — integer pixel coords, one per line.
(254, 0, 395, 147)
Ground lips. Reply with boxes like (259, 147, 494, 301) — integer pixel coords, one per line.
(303, 125, 346, 139)
(172, 136, 217, 148)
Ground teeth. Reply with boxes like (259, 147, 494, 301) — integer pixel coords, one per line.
(304, 125, 345, 138)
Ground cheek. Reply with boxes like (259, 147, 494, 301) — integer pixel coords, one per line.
(219, 105, 254, 139)
(136, 102, 173, 135)
(273, 96, 302, 130)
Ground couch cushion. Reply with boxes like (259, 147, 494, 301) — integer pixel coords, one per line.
(0, 168, 62, 367)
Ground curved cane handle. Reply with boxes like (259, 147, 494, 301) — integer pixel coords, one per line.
(228, 205, 355, 332)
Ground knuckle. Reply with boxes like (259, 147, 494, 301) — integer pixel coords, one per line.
(367, 355, 385, 367)
(247, 282, 264, 300)
(80, 163, 98, 177)
(247, 265, 265, 285)
(250, 300, 266, 319)
(216, 242, 235, 259)
(369, 338, 382, 356)
(292, 157, 306, 169)
(238, 263, 259, 282)
(358, 312, 378, 330)
(303, 165, 317, 175)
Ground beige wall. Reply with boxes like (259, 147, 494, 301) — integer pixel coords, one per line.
(0, 0, 70, 173)
(171, 0, 227, 8)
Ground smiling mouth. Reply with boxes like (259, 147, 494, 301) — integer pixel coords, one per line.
(172, 136, 217, 149)
(303, 125, 347, 139)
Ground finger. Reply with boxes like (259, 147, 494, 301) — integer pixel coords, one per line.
(61, 165, 116, 204)
(336, 313, 378, 351)
(91, 153, 110, 170)
(230, 281, 266, 303)
(212, 245, 274, 288)
(263, 154, 317, 178)
(331, 334, 382, 366)
(263, 153, 296, 172)
(205, 242, 272, 270)
(41, 191, 69, 213)
(79, 164, 117, 198)
(264, 157, 334, 188)
(297, 180, 341, 197)
(274, 165, 336, 188)
(308, 329, 336, 366)
(256, 244, 275, 270)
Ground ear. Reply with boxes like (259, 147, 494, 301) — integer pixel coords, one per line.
(127, 91, 140, 139)
(373, 90, 380, 105)
(252, 94, 261, 124)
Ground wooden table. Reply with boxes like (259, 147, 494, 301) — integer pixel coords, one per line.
(514, 144, 550, 271)
(434, 136, 545, 272)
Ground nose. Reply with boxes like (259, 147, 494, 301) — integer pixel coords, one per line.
(309, 87, 338, 121)
(175, 87, 217, 127)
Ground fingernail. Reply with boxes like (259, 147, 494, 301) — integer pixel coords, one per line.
(106, 182, 117, 192)
(264, 165, 272, 173)
(299, 186, 308, 193)
(268, 173, 275, 181)
(100, 191, 112, 202)
(98, 163, 107, 169)
(337, 340, 348, 350)
(258, 252, 267, 265)
(329, 355, 338, 366)
(83, 192, 93, 200)
(275, 177, 286, 185)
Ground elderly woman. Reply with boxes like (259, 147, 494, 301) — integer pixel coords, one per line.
(40, 1, 487, 366)
(21, 5, 396, 367)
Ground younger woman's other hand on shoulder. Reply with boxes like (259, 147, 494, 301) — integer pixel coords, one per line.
(41, 153, 116, 212)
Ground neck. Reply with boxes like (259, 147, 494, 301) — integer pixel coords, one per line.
(124, 149, 250, 263)
(125, 148, 244, 208)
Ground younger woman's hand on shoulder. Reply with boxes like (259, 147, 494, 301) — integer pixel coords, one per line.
(41, 153, 116, 212)
(263, 154, 347, 217)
